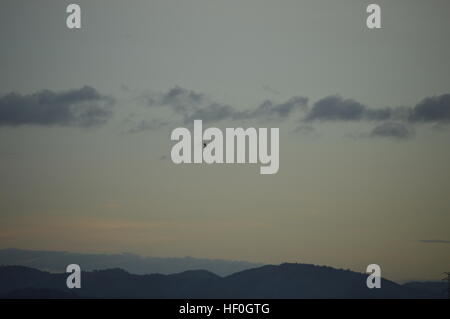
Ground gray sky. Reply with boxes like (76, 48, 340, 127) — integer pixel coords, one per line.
(0, 0, 449, 282)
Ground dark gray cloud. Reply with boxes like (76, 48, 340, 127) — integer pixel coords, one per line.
(419, 239, 450, 244)
(303, 95, 411, 122)
(409, 94, 450, 123)
(304, 95, 367, 121)
(297, 94, 450, 139)
(147, 86, 307, 123)
(304, 94, 450, 125)
(370, 122, 415, 139)
(303, 95, 403, 122)
(0, 86, 114, 127)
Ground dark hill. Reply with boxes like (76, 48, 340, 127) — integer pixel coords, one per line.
(0, 264, 440, 299)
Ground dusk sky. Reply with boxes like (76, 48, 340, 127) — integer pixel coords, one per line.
(0, 0, 449, 282)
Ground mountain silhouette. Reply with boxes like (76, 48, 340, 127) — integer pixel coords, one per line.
(0, 264, 442, 299)
(0, 248, 260, 276)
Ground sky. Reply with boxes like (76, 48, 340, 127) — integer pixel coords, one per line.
(0, 0, 449, 282)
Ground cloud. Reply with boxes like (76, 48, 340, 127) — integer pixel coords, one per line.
(370, 122, 415, 139)
(0, 86, 114, 127)
(292, 124, 315, 135)
(409, 94, 450, 123)
(146, 86, 307, 123)
(262, 85, 280, 95)
(146, 86, 207, 115)
(304, 94, 450, 125)
(234, 97, 308, 121)
(127, 119, 169, 133)
(142, 88, 450, 140)
(184, 103, 235, 123)
(299, 93, 450, 139)
(302, 96, 411, 123)
(419, 239, 450, 244)
(304, 95, 367, 121)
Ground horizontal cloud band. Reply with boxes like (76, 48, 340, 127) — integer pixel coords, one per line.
(139, 87, 450, 139)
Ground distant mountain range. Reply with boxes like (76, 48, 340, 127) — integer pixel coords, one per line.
(0, 264, 446, 299)
(0, 248, 261, 276)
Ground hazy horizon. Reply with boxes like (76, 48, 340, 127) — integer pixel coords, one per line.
(0, 247, 439, 283)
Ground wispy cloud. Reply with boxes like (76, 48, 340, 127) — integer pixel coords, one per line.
(127, 119, 169, 133)
(262, 85, 280, 95)
(419, 239, 450, 244)
(144, 86, 308, 124)
(370, 122, 415, 139)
